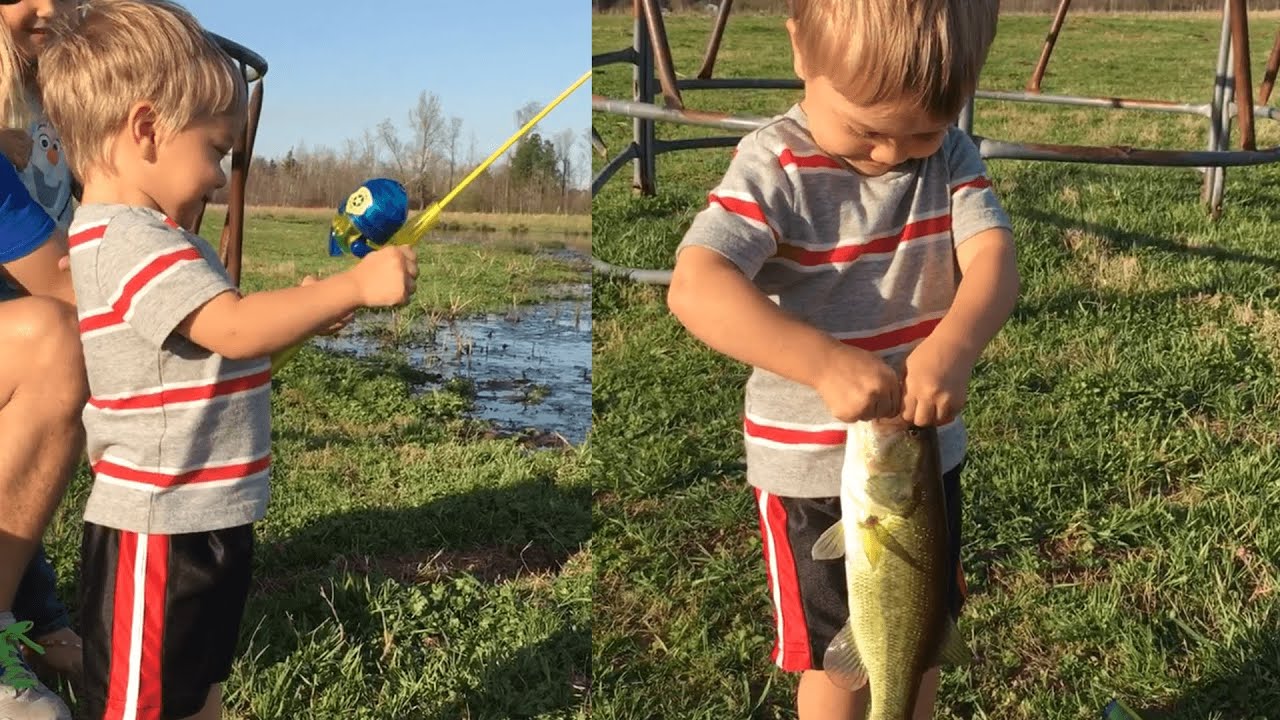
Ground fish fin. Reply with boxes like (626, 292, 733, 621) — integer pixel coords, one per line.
(935, 619, 973, 666)
(821, 622, 868, 691)
(873, 525, 925, 573)
(860, 523, 883, 568)
(811, 521, 846, 561)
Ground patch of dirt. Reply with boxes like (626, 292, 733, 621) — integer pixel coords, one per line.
(336, 543, 570, 584)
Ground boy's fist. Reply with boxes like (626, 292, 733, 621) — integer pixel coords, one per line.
(813, 344, 901, 422)
(0, 128, 32, 170)
(350, 246, 418, 307)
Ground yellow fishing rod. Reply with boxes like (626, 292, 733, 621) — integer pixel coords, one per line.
(385, 68, 592, 247)
(271, 69, 591, 373)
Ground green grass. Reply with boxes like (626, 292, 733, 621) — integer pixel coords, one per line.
(593, 13, 1280, 720)
(206, 206, 592, 241)
(39, 213, 590, 719)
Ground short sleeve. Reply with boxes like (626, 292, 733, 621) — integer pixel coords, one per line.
(94, 214, 233, 348)
(945, 128, 1012, 247)
(676, 130, 794, 279)
(0, 156, 55, 264)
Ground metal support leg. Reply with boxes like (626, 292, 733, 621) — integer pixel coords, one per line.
(1229, 0, 1256, 151)
(696, 0, 733, 80)
(959, 95, 976, 136)
(1027, 0, 1072, 93)
(1204, 0, 1233, 209)
(633, 0, 656, 195)
(640, 0, 684, 110)
(1259, 28, 1280, 105)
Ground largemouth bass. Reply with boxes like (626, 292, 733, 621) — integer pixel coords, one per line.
(811, 419, 972, 720)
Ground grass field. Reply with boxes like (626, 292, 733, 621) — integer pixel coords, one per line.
(206, 205, 592, 241)
(39, 212, 590, 719)
(592, 14, 1280, 720)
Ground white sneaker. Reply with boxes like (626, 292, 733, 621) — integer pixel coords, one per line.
(0, 615, 71, 720)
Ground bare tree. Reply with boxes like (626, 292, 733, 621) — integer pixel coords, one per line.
(554, 128, 576, 213)
(378, 91, 445, 209)
(445, 116, 463, 192)
(514, 101, 542, 133)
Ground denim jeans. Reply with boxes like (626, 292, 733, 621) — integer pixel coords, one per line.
(12, 542, 70, 638)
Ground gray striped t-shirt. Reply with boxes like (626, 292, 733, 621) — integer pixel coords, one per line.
(68, 204, 272, 534)
(677, 105, 1011, 498)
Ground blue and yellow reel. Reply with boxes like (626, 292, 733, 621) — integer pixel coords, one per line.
(328, 178, 409, 258)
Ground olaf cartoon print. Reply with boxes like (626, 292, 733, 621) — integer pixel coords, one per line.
(22, 119, 72, 228)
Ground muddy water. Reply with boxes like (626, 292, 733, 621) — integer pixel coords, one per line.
(313, 289, 591, 445)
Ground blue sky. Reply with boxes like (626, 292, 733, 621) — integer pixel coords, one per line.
(185, 1, 590, 179)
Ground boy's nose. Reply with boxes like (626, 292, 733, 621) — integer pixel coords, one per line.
(871, 141, 907, 167)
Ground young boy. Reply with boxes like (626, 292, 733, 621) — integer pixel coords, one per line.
(666, 1, 1017, 718)
(38, 2, 419, 718)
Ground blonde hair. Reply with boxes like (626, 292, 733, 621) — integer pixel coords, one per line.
(37, 0, 245, 178)
(789, 0, 999, 120)
(0, 22, 31, 129)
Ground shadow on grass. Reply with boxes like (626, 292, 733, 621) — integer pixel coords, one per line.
(1121, 611, 1280, 719)
(240, 477, 590, 718)
(1018, 207, 1280, 273)
(428, 626, 590, 720)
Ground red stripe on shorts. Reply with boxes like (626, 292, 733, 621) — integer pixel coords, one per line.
(104, 532, 135, 720)
(138, 534, 170, 716)
(756, 489, 812, 671)
(103, 532, 169, 720)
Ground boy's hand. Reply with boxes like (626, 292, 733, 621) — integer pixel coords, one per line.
(900, 337, 971, 426)
(814, 344, 902, 422)
(0, 128, 32, 170)
(347, 246, 418, 307)
(300, 275, 353, 334)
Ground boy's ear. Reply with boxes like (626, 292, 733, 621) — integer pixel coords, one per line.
(785, 17, 808, 82)
(125, 101, 160, 162)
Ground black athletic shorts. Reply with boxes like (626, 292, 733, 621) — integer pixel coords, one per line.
(80, 522, 254, 720)
(752, 462, 966, 672)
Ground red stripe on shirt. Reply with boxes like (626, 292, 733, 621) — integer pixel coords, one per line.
(88, 370, 271, 411)
(840, 316, 941, 352)
(778, 149, 843, 171)
(92, 454, 271, 489)
(709, 192, 769, 225)
(69, 224, 107, 249)
(744, 416, 846, 446)
(951, 176, 991, 193)
(774, 214, 951, 266)
(78, 247, 203, 334)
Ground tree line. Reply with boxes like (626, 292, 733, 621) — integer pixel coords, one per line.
(217, 91, 590, 215)
(595, 0, 1280, 12)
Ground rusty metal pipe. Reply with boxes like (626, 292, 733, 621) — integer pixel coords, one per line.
(1229, 0, 1256, 150)
(592, 95, 1280, 168)
(219, 79, 264, 286)
(639, 0, 683, 110)
(1258, 28, 1280, 105)
(695, 0, 733, 80)
(1027, 0, 1072, 94)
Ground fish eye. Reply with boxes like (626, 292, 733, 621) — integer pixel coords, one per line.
(907, 425, 921, 438)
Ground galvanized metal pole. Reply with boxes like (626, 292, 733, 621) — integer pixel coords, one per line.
(632, 0, 656, 195)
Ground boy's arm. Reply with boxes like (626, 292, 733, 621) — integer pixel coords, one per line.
(94, 215, 415, 359)
(178, 247, 416, 360)
(668, 251, 902, 422)
(900, 130, 1019, 426)
(929, 228, 1018, 369)
(669, 246, 842, 386)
